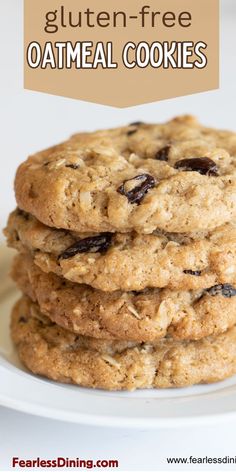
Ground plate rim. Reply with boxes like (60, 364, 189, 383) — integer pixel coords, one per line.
(2, 387, 236, 428)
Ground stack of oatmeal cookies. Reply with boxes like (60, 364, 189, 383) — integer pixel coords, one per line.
(5, 115, 236, 391)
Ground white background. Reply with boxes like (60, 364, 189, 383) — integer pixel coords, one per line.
(1, 0, 236, 470)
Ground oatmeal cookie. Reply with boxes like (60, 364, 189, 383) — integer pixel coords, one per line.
(12, 254, 236, 342)
(11, 296, 236, 390)
(14, 116, 236, 234)
(6, 209, 236, 291)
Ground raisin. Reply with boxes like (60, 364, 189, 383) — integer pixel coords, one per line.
(129, 121, 144, 126)
(65, 164, 80, 169)
(16, 209, 29, 220)
(19, 317, 27, 323)
(127, 129, 138, 136)
(174, 157, 219, 176)
(206, 284, 236, 298)
(16, 208, 24, 216)
(117, 174, 156, 205)
(59, 233, 113, 259)
(183, 269, 202, 276)
(155, 145, 171, 161)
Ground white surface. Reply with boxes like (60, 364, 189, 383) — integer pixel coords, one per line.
(1, 406, 236, 472)
(1, 0, 236, 470)
(2, 247, 236, 431)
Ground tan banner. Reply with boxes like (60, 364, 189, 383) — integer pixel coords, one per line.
(24, 0, 219, 107)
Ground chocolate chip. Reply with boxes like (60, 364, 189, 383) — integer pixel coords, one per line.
(206, 284, 236, 298)
(174, 157, 219, 176)
(59, 233, 113, 259)
(65, 164, 80, 170)
(155, 145, 171, 161)
(183, 270, 202, 276)
(19, 316, 27, 323)
(117, 174, 156, 205)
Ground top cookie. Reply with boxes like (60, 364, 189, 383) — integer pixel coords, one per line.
(15, 115, 236, 234)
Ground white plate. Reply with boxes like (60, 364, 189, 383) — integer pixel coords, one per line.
(1, 246, 236, 428)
